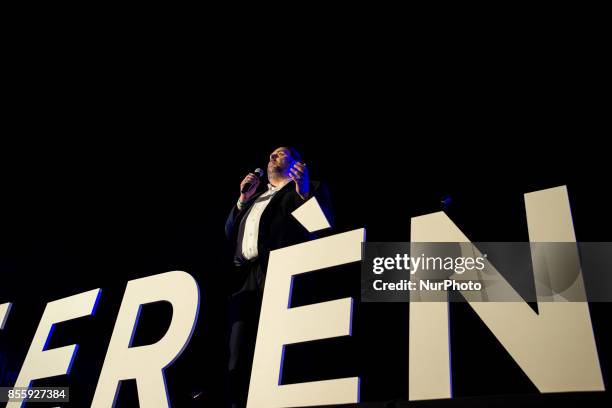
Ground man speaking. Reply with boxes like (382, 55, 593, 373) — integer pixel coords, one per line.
(224, 146, 332, 407)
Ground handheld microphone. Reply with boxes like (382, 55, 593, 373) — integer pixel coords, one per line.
(241, 168, 264, 193)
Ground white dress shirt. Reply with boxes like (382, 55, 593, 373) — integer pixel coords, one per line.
(239, 180, 289, 260)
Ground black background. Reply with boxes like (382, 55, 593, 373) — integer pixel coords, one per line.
(1, 39, 610, 406)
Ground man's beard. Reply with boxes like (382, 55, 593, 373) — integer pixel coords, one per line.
(267, 164, 287, 179)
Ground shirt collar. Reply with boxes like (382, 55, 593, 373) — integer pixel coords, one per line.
(267, 178, 290, 192)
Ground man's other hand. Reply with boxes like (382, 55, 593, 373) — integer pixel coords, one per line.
(289, 161, 310, 200)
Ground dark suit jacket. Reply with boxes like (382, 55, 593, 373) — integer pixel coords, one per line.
(225, 180, 332, 270)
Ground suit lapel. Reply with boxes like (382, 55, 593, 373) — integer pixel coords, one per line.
(262, 180, 295, 218)
(237, 180, 294, 225)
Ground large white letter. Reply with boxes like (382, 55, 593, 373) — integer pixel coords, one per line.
(408, 186, 605, 400)
(91, 271, 199, 408)
(0, 302, 11, 330)
(6, 289, 100, 408)
(247, 229, 364, 408)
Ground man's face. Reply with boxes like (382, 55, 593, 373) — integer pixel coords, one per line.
(267, 147, 294, 177)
